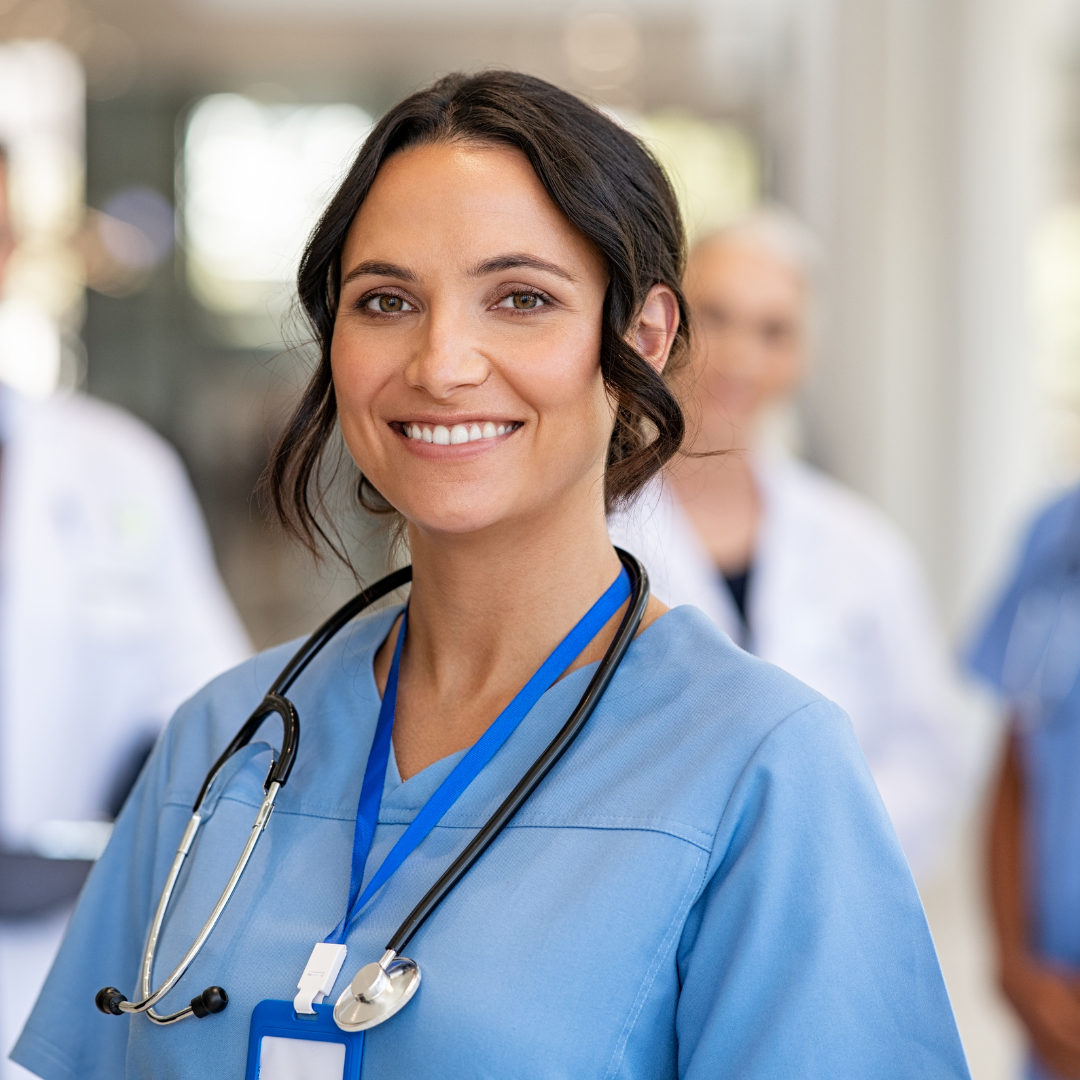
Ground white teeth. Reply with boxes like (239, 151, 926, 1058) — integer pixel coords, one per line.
(407, 421, 512, 443)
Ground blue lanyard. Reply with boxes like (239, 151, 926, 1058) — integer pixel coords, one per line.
(325, 566, 631, 945)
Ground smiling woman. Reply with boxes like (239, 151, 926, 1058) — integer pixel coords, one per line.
(13, 72, 970, 1080)
(271, 73, 687, 542)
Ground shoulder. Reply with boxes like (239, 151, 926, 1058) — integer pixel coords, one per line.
(764, 456, 904, 548)
(30, 391, 170, 448)
(15, 391, 189, 489)
(964, 487, 1080, 687)
(627, 615, 911, 927)
(587, 605, 862, 841)
(1017, 485, 1080, 568)
(608, 478, 678, 549)
(762, 456, 921, 576)
(636, 603, 823, 725)
(157, 605, 400, 806)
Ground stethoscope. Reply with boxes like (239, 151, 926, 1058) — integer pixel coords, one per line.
(96, 549, 648, 1030)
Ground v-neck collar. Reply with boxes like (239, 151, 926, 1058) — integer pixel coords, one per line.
(380, 738, 468, 814)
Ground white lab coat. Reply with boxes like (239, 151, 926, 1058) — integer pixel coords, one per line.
(0, 388, 250, 1078)
(609, 453, 966, 878)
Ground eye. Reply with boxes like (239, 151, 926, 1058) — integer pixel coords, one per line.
(495, 291, 546, 311)
(364, 294, 414, 313)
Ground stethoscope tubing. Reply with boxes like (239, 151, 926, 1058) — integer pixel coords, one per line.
(102, 567, 413, 1025)
(98, 552, 646, 1025)
(192, 567, 414, 812)
(136, 789, 279, 1024)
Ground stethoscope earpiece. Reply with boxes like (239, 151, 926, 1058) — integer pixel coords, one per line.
(95, 983, 228, 1020)
(190, 986, 229, 1018)
(95, 986, 127, 1015)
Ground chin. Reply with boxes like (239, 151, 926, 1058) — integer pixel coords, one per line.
(397, 494, 521, 538)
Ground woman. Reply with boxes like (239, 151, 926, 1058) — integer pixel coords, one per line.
(13, 73, 967, 1080)
(610, 209, 968, 878)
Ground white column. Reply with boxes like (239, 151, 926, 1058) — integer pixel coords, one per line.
(775, 0, 1051, 631)
(953, 0, 1053, 625)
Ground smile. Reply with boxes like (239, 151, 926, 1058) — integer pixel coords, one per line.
(397, 421, 522, 445)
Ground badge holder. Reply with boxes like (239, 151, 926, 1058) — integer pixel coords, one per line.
(246, 945, 361, 1080)
(245, 1000, 363, 1080)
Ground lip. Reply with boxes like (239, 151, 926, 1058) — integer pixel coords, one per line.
(391, 415, 523, 427)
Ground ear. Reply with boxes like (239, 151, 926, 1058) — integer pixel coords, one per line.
(629, 284, 680, 375)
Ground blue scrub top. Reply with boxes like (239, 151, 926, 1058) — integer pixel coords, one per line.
(967, 490, 1080, 1002)
(14, 605, 968, 1080)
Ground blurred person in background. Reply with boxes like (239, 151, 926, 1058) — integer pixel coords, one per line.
(969, 488, 1080, 1080)
(610, 207, 969, 877)
(0, 144, 251, 1079)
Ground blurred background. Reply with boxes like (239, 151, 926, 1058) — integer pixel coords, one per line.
(3, 0, 1080, 1075)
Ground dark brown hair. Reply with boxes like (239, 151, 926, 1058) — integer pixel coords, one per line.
(268, 70, 688, 558)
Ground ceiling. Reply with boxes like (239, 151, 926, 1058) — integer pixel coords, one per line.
(0, 0, 793, 114)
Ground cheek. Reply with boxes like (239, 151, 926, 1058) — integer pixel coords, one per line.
(760, 346, 803, 398)
(328, 340, 395, 482)
(520, 326, 610, 442)
(700, 336, 749, 383)
(330, 323, 384, 432)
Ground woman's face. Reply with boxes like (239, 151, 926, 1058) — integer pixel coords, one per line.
(683, 237, 806, 451)
(332, 141, 613, 538)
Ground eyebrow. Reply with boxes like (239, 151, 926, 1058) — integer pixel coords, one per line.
(341, 260, 418, 286)
(470, 253, 576, 282)
(339, 253, 577, 288)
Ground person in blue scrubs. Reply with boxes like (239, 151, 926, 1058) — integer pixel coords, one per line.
(970, 487, 1080, 1080)
(12, 71, 969, 1080)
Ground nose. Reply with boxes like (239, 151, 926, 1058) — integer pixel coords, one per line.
(701, 323, 766, 381)
(405, 302, 490, 400)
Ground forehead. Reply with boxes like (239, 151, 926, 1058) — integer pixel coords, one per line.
(341, 141, 606, 278)
(687, 237, 806, 304)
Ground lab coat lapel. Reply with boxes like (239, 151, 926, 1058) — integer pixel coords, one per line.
(609, 482, 743, 644)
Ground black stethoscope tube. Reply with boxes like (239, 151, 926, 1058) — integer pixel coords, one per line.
(191, 567, 414, 811)
(385, 548, 648, 954)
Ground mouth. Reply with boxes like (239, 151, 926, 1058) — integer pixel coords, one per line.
(391, 420, 523, 446)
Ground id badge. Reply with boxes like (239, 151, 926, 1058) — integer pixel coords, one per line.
(245, 999, 364, 1080)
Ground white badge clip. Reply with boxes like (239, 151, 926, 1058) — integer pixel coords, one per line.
(294, 943, 348, 1014)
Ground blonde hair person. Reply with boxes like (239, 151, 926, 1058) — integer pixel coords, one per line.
(611, 205, 969, 878)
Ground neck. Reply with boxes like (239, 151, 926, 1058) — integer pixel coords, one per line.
(669, 443, 755, 500)
(405, 492, 621, 679)
(380, 483, 627, 780)
(667, 422, 761, 574)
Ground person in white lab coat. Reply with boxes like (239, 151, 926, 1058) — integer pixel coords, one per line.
(0, 146, 250, 1078)
(610, 207, 967, 877)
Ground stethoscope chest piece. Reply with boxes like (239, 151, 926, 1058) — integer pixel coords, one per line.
(333, 951, 420, 1032)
